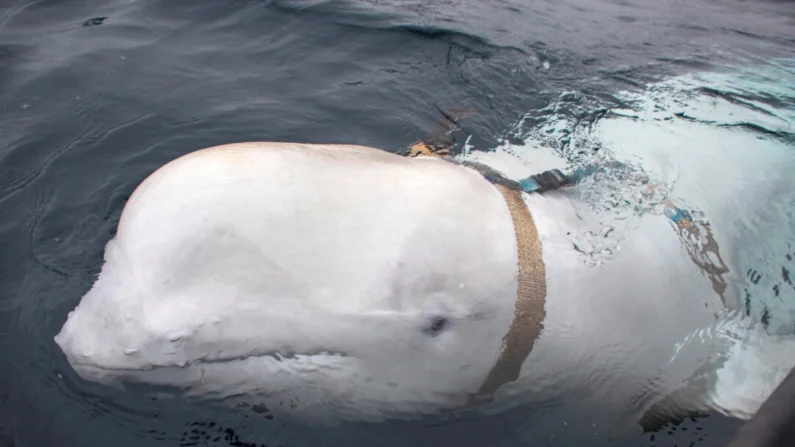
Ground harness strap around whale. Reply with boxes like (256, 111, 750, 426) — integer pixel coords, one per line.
(410, 142, 731, 403)
(409, 143, 568, 401)
(475, 182, 547, 399)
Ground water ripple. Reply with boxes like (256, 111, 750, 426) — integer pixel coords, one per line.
(1, 0, 794, 446)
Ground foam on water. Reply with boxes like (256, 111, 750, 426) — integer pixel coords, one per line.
(458, 59, 795, 421)
(471, 57, 795, 321)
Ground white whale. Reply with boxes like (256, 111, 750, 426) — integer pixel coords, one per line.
(53, 140, 795, 429)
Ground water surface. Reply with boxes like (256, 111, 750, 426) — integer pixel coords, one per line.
(1, 0, 794, 446)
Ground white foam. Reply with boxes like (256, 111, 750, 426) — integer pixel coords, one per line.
(473, 59, 795, 419)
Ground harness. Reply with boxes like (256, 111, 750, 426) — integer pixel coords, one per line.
(433, 154, 576, 402)
(407, 139, 728, 407)
(439, 153, 726, 403)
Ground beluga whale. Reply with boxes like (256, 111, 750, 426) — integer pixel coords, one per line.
(54, 140, 795, 430)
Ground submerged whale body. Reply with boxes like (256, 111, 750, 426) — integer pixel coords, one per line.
(54, 141, 794, 428)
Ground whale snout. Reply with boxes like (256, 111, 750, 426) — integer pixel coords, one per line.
(54, 279, 162, 380)
(54, 307, 133, 379)
(55, 304, 207, 390)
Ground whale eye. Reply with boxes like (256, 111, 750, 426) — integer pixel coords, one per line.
(424, 316, 449, 336)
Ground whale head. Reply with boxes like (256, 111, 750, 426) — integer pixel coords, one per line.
(54, 143, 524, 422)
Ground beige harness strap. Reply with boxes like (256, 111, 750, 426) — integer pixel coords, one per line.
(410, 143, 548, 399)
(475, 183, 547, 399)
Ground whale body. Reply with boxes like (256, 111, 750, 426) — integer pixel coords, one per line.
(54, 141, 794, 428)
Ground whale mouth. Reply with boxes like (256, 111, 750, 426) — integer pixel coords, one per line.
(186, 349, 352, 366)
(64, 350, 356, 397)
(65, 349, 352, 381)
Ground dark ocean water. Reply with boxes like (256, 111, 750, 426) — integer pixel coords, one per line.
(1, 0, 794, 446)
